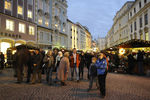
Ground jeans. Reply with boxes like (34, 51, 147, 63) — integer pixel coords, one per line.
(46, 67, 53, 84)
(71, 63, 79, 81)
(138, 61, 144, 75)
(88, 76, 99, 90)
(32, 67, 42, 83)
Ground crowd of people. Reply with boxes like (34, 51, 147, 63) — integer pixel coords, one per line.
(1, 46, 149, 98)
(11, 48, 108, 98)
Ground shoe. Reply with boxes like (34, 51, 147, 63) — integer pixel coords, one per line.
(100, 94, 105, 98)
(61, 82, 67, 86)
(87, 89, 90, 92)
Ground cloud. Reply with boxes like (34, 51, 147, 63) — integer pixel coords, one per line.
(67, 0, 129, 39)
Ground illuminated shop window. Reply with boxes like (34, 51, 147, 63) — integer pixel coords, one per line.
(29, 26, 35, 35)
(6, 19, 14, 31)
(28, 10, 32, 18)
(0, 42, 11, 54)
(19, 23, 25, 33)
(18, 6, 23, 15)
(5, 1, 11, 11)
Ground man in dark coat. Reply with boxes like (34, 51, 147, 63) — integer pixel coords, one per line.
(127, 52, 135, 74)
(137, 50, 144, 75)
(0, 52, 5, 70)
(79, 52, 85, 80)
(31, 49, 43, 84)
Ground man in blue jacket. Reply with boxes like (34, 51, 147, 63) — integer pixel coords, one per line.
(95, 53, 107, 98)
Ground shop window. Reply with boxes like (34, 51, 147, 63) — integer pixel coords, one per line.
(19, 23, 25, 33)
(6, 19, 14, 31)
(29, 26, 35, 35)
(28, 10, 32, 18)
(0, 42, 11, 54)
(145, 32, 149, 41)
(18, 6, 23, 15)
(5, 1, 11, 11)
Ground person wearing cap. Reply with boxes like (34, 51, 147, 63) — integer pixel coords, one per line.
(95, 53, 108, 98)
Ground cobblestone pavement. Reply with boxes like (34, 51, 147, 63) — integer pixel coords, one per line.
(0, 68, 150, 100)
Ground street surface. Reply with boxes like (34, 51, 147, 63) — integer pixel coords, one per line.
(0, 68, 150, 100)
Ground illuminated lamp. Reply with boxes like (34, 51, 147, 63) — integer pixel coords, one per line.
(119, 48, 125, 55)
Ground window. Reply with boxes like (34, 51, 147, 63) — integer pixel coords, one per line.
(6, 19, 14, 31)
(28, 0, 33, 5)
(130, 34, 133, 40)
(19, 23, 25, 33)
(18, 6, 23, 15)
(45, 19, 49, 26)
(139, 17, 142, 28)
(134, 21, 137, 31)
(144, 0, 147, 4)
(130, 12, 132, 17)
(140, 33, 143, 40)
(5, 1, 11, 11)
(38, 17, 42, 25)
(144, 13, 148, 25)
(130, 24, 133, 33)
(134, 8, 136, 13)
(139, 2, 142, 8)
(145, 32, 149, 41)
(39, 0, 43, 9)
(134, 33, 137, 39)
(29, 26, 35, 35)
(28, 10, 32, 18)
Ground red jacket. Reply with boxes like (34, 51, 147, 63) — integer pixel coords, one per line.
(70, 53, 80, 68)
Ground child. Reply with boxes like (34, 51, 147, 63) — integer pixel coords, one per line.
(87, 57, 98, 92)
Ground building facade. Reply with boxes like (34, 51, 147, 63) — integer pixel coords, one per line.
(35, 0, 53, 50)
(52, 0, 68, 49)
(0, 0, 36, 54)
(84, 27, 92, 51)
(128, 0, 150, 41)
(76, 23, 86, 51)
(97, 37, 106, 51)
(106, 0, 150, 49)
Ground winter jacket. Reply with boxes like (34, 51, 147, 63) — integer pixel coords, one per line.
(89, 63, 97, 77)
(43, 55, 54, 68)
(95, 58, 107, 75)
(70, 53, 80, 68)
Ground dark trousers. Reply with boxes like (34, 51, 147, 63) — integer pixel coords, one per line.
(32, 67, 42, 83)
(17, 66, 23, 82)
(138, 62, 144, 75)
(27, 65, 32, 82)
(0, 62, 4, 69)
(46, 67, 53, 84)
(98, 73, 107, 96)
(79, 65, 84, 79)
